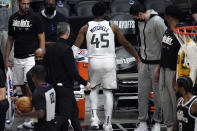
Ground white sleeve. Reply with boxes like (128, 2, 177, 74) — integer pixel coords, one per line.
(72, 45, 80, 58)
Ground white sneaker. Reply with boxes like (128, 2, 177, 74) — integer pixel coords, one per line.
(90, 116, 100, 129)
(103, 124, 113, 131)
(23, 120, 34, 129)
(151, 123, 160, 131)
(17, 124, 24, 130)
(134, 122, 148, 131)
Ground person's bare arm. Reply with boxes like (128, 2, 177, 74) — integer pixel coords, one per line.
(111, 24, 140, 62)
(4, 36, 14, 70)
(15, 108, 45, 119)
(190, 101, 197, 116)
(72, 25, 88, 57)
(0, 88, 6, 101)
(74, 25, 88, 48)
(37, 32, 45, 56)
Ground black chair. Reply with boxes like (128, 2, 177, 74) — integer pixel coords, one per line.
(144, 0, 173, 16)
(75, 1, 97, 17)
(56, 1, 70, 17)
(111, 1, 131, 13)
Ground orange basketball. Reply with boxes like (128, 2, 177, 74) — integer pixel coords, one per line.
(15, 96, 33, 113)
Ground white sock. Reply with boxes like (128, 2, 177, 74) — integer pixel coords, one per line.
(103, 90, 113, 125)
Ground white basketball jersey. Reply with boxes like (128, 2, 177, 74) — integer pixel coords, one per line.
(45, 88, 56, 121)
(86, 20, 115, 58)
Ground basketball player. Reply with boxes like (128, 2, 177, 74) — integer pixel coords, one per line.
(174, 76, 197, 131)
(15, 65, 56, 131)
(72, 2, 140, 130)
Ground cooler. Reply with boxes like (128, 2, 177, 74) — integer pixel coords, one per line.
(74, 88, 86, 120)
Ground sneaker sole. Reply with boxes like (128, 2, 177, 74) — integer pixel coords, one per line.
(23, 124, 34, 129)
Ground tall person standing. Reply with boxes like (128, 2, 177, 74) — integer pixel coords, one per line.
(154, 5, 181, 131)
(43, 22, 91, 131)
(4, 0, 45, 129)
(4, 0, 45, 97)
(129, 3, 167, 131)
(72, 2, 140, 131)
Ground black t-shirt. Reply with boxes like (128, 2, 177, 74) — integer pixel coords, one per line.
(160, 28, 180, 70)
(32, 83, 53, 122)
(8, 10, 44, 58)
(39, 11, 68, 42)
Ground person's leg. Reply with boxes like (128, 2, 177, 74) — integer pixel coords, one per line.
(102, 89, 113, 131)
(55, 87, 73, 131)
(88, 58, 102, 129)
(135, 63, 151, 131)
(23, 57, 35, 97)
(0, 99, 9, 131)
(150, 64, 161, 131)
(138, 63, 152, 121)
(165, 69, 176, 129)
(70, 97, 82, 131)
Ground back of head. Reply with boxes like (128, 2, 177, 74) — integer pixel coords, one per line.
(32, 65, 46, 81)
(165, 5, 182, 21)
(92, 2, 106, 17)
(129, 3, 146, 16)
(177, 76, 193, 93)
(57, 22, 70, 37)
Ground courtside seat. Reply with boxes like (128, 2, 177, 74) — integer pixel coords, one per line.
(144, 0, 173, 17)
(75, 1, 97, 17)
(111, 0, 130, 13)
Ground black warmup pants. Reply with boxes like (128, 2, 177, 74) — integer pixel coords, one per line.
(34, 121, 57, 131)
(55, 86, 82, 131)
(0, 99, 9, 131)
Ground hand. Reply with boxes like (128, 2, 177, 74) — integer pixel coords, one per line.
(35, 48, 45, 58)
(86, 82, 91, 90)
(154, 65, 160, 84)
(4, 60, 12, 70)
(11, 97, 18, 104)
(15, 106, 24, 117)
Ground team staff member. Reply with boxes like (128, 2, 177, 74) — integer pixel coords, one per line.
(39, 0, 70, 47)
(15, 65, 56, 131)
(130, 3, 167, 131)
(4, 0, 45, 97)
(72, 2, 140, 130)
(154, 5, 181, 131)
(0, 50, 9, 131)
(174, 76, 197, 131)
(43, 22, 91, 131)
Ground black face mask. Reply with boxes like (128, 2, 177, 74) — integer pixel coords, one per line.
(45, 6, 56, 15)
(35, 60, 43, 65)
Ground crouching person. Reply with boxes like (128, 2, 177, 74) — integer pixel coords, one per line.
(15, 65, 56, 131)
